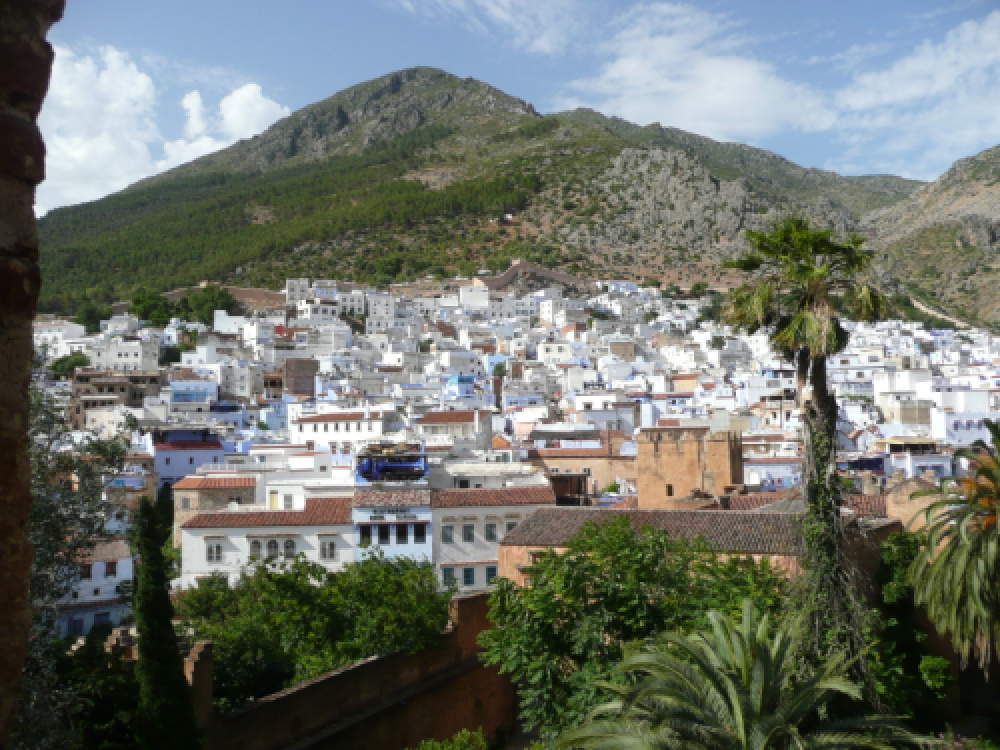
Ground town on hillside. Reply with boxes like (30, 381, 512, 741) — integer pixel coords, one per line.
(33, 263, 984, 636)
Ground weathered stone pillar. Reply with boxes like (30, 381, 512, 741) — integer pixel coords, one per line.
(0, 1, 64, 745)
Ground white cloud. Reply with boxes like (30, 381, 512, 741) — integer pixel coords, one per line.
(219, 83, 290, 140)
(36, 45, 290, 214)
(829, 9, 1000, 179)
(384, 0, 586, 54)
(181, 90, 208, 139)
(557, 4, 834, 143)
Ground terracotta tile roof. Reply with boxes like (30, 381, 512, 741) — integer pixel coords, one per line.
(526, 447, 621, 458)
(431, 486, 556, 508)
(154, 441, 224, 451)
(416, 409, 492, 425)
(353, 488, 432, 508)
(296, 411, 386, 423)
(172, 476, 257, 490)
(500, 507, 805, 556)
(81, 538, 132, 563)
(181, 497, 352, 529)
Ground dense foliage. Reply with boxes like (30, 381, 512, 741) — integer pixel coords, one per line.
(133, 496, 201, 749)
(408, 728, 489, 750)
(47, 351, 90, 379)
(38, 124, 544, 312)
(131, 284, 238, 327)
(910, 420, 1000, 672)
(13, 392, 128, 748)
(175, 552, 452, 711)
(478, 517, 787, 739)
(558, 601, 917, 750)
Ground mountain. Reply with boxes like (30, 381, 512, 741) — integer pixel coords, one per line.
(36, 66, 1000, 323)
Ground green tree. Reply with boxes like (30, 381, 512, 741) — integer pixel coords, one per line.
(134, 497, 201, 749)
(184, 285, 239, 326)
(13, 391, 128, 748)
(409, 728, 489, 750)
(688, 281, 709, 297)
(559, 601, 917, 750)
(910, 419, 1000, 672)
(73, 302, 111, 334)
(478, 518, 787, 739)
(48, 351, 90, 379)
(723, 217, 886, 689)
(175, 551, 451, 711)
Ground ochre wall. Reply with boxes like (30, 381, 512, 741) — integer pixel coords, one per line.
(524, 455, 636, 494)
(201, 592, 517, 750)
(637, 427, 743, 508)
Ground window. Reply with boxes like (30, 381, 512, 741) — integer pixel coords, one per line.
(181, 497, 190, 510)
(250, 539, 261, 559)
(360, 525, 372, 546)
(666, 484, 674, 497)
(94, 612, 111, 626)
(165, 457, 171, 466)
(283, 494, 293, 510)
(269, 490, 278, 508)
(462, 524, 475, 543)
(442, 567, 456, 586)
(378, 525, 391, 545)
(413, 523, 427, 544)
(80, 564, 92, 580)
(189, 457, 194, 464)
(486, 566, 498, 584)
(320, 539, 335, 560)
(457, 478, 470, 489)
(104, 561, 117, 578)
(283, 540, 296, 560)
(206, 543, 222, 563)
(396, 523, 408, 544)
(441, 524, 454, 543)
(463, 567, 475, 586)
(266, 539, 279, 558)
(485, 523, 497, 542)
(506, 521, 518, 533)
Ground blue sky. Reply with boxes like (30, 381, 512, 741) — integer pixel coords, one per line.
(38, 0, 1000, 213)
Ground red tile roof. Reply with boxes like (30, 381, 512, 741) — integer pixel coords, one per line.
(353, 488, 432, 508)
(431, 486, 556, 508)
(181, 497, 352, 528)
(154, 441, 224, 451)
(526, 447, 619, 458)
(296, 411, 387, 423)
(416, 409, 491, 425)
(500, 507, 806, 556)
(172, 476, 257, 490)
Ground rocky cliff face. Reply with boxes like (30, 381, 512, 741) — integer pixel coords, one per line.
(861, 144, 1000, 322)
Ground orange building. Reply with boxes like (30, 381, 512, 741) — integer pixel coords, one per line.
(636, 426, 743, 508)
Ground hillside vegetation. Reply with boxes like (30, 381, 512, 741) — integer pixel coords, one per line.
(39, 65, 1000, 323)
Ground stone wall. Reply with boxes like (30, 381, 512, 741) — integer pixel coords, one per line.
(637, 427, 743, 508)
(201, 591, 517, 750)
(0, 1, 64, 743)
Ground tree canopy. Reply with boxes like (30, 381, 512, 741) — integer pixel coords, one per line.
(478, 517, 787, 739)
(175, 552, 452, 711)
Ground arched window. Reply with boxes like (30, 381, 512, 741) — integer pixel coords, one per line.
(249, 539, 261, 559)
(266, 540, 279, 558)
(283, 539, 296, 560)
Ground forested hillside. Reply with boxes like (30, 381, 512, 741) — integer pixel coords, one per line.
(43, 65, 1000, 321)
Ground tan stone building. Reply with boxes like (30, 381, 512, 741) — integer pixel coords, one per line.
(171, 476, 258, 545)
(636, 426, 743, 509)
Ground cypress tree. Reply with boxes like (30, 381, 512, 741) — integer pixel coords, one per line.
(134, 496, 201, 749)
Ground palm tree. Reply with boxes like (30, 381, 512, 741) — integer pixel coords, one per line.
(722, 217, 886, 681)
(558, 601, 916, 750)
(910, 419, 1000, 672)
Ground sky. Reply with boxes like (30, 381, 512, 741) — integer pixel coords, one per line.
(37, 0, 1000, 214)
